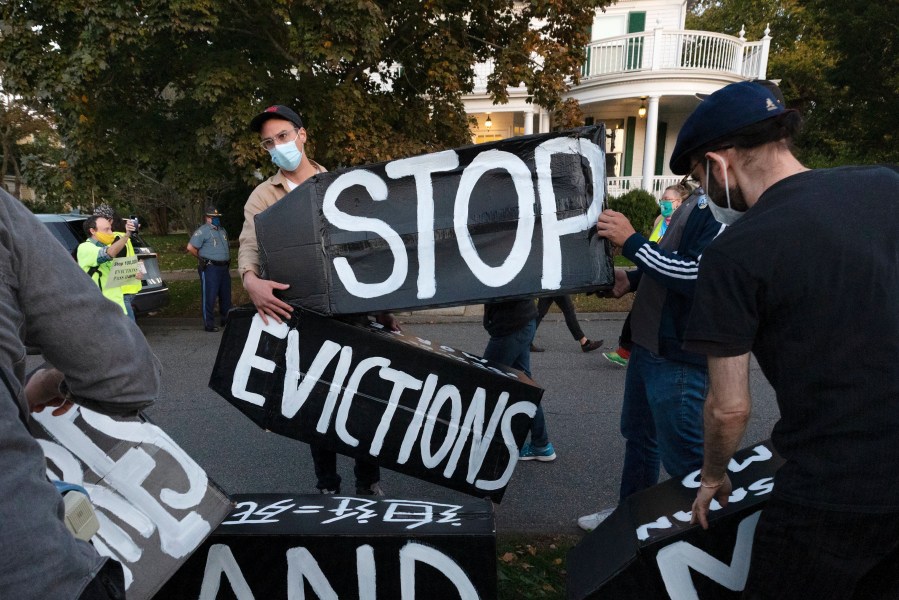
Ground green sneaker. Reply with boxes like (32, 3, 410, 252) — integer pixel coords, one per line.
(602, 351, 628, 367)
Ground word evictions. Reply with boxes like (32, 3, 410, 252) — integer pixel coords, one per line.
(199, 542, 480, 600)
(322, 137, 605, 299)
(635, 445, 775, 542)
(231, 315, 537, 492)
(35, 407, 213, 589)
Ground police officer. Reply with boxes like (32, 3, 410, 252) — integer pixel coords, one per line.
(187, 206, 232, 332)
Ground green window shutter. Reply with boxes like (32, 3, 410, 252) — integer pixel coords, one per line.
(623, 116, 636, 177)
(626, 12, 646, 70)
(627, 12, 646, 33)
(655, 122, 668, 175)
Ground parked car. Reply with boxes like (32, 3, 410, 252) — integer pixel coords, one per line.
(36, 213, 170, 316)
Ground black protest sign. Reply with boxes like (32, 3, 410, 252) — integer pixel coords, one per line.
(156, 493, 496, 599)
(32, 407, 232, 600)
(567, 441, 784, 599)
(210, 307, 543, 502)
(255, 126, 614, 315)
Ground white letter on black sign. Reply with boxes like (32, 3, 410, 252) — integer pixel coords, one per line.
(282, 333, 342, 419)
(323, 170, 408, 298)
(336, 356, 391, 447)
(476, 400, 537, 491)
(400, 542, 478, 599)
(287, 547, 338, 599)
(420, 385, 462, 469)
(385, 151, 460, 299)
(536, 137, 605, 289)
(656, 511, 760, 598)
(199, 544, 255, 600)
(454, 150, 535, 287)
(232, 315, 289, 406)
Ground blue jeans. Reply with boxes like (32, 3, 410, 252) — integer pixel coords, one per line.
(619, 344, 707, 500)
(482, 319, 548, 448)
(123, 294, 136, 321)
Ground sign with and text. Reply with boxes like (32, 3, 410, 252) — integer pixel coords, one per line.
(156, 494, 496, 599)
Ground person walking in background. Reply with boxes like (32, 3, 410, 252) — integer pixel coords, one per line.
(239, 104, 388, 496)
(483, 299, 556, 462)
(677, 81, 899, 597)
(77, 214, 137, 317)
(93, 204, 143, 321)
(531, 295, 602, 353)
(0, 188, 161, 600)
(602, 183, 692, 368)
(577, 181, 722, 531)
(187, 205, 232, 332)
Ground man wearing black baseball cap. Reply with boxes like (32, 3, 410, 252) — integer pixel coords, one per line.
(237, 104, 391, 496)
(238, 105, 326, 324)
(678, 81, 899, 596)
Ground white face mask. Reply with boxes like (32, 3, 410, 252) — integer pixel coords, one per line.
(705, 157, 746, 225)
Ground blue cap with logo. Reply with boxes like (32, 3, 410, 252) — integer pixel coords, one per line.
(670, 81, 785, 175)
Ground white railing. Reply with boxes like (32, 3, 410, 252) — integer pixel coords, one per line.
(608, 176, 683, 199)
(580, 29, 770, 80)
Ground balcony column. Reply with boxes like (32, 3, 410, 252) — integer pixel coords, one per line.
(758, 24, 772, 79)
(524, 106, 534, 135)
(641, 95, 661, 193)
(539, 109, 550, 134)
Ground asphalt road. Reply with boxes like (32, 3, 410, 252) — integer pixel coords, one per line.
(135, 312, 778, 535)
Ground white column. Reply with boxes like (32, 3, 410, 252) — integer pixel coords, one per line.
(539, 109, 550, 134)
(523, 107, 534, 135)
(641, 95, 661, 193)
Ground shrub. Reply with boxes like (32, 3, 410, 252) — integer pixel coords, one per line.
(607, 189, 659, 237)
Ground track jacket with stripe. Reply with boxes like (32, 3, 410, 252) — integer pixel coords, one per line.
(622, 192, 724, 367)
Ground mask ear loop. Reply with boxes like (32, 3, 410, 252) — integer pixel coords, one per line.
(706, 154, 733, 210)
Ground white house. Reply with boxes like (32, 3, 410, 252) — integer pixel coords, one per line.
(463, 0, 771, 197)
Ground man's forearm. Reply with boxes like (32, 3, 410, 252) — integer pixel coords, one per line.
(701, 354, 752, 481)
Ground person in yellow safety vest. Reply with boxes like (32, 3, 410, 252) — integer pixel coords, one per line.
(76, 214, 137, 317)
(93, 204, 144, 320)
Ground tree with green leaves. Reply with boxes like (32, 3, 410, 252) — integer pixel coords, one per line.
(688, 0, 898, 166)
(0, 1, 610, 231)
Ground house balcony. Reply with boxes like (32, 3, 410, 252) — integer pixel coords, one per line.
(464, 27, 772, 197)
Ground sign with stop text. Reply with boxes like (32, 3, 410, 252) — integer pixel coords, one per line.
(255, 126, 613, 315)
(209, 307, 543, 502)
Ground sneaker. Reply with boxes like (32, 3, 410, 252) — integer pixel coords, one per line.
(519, 442, 557, 462)
(204, 326, 220, 333)
(319, 488, 338, 495)
(602, 351, 628, 367)
(530, 343, 545, 353)
(355, 482, 385, 496)
(580, 339, 603, 353)
(577, 507, 615, 532)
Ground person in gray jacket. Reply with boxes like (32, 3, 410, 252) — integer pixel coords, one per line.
(0, 189, 161, 599)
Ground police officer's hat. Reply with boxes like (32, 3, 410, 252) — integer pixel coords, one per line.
(205, 205, 222, 217)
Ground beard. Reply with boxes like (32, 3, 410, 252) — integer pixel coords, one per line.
(706, 168, 750, 212)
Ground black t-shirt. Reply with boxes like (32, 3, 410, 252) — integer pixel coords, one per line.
(685, 165, 899, 512)
(483, 299, 538, 337)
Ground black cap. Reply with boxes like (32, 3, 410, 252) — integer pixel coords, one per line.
(670, 81, 786, 175)
(249, 105, 304, 133)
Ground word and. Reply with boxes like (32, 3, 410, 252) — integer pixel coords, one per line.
(198, 541, 481, 600)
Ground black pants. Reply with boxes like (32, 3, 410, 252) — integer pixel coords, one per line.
(535, 295, 584, 341)
(310, 442, 380, 493)
(79, 559, 125, 600)
(744, 496, 899, 599)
